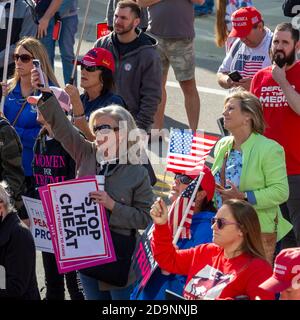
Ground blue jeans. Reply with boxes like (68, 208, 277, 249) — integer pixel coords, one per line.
(41, 15, 78, 84)
(79, 272, 134, 300)
(194, 0, 214, 14)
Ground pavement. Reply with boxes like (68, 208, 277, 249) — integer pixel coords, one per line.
(36, 0, 292, 299)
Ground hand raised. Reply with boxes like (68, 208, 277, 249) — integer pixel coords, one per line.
(150, 197, 168, 225)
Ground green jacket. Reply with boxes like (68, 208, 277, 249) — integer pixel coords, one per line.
(211, 133, 292, 240)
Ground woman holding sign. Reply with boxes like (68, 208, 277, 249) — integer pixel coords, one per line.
(30, 70, 154, 300)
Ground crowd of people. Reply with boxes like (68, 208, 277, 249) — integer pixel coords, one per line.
(0, 0, 300, 301)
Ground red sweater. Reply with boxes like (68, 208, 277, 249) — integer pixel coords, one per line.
(151, 223, 274, 300)
(250, 62, 300, 175)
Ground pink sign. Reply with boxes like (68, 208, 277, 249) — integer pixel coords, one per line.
(39, 176, 115, 274)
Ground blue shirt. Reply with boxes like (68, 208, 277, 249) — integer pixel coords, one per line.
(4, 82, 41, 176)
(214, 149, 243, 209)
(81, 91, 126, 120)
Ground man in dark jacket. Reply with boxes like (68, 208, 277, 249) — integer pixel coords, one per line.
(0, 0, 37, 80)
(0, 182, 40, 299)
(0, 116, 27, 221)
(94, 0, 162, 133)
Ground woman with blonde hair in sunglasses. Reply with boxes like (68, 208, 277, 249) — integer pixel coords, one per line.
(3, 37, 59, 225)
(151, 199, 274, 300)
(30, 69, 153, 300)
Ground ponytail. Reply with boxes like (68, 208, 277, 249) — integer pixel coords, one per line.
(215, 0, 228, 48)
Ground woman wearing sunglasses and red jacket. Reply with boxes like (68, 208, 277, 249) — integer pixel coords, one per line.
(151, 198, 274, 300)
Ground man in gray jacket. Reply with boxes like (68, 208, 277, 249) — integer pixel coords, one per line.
(94, 0, 162, 133)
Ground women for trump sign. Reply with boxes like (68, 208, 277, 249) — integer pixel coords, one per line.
(39, 176, 115, 273)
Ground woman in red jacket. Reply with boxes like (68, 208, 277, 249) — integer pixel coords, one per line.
(151, 198, 274, 300)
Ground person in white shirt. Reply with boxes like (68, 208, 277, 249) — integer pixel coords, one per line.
(217, 6, 272, 91)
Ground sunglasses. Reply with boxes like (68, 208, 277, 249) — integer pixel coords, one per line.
(174, 174, 193, 185)
(93, 124, 119, 134)
(80, 64, 101, 72)
(13, 53, 33, 63)
(211, 217, 240, 230)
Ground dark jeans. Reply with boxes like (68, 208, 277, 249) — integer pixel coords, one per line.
(42, 252, 84, 300)
(280, 175, 300, 248)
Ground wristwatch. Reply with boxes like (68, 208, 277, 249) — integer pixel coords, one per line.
(39, 91, 53, 104)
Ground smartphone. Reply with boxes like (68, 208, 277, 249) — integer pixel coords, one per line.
(52, 20, 62, 41)
(32, 59, 45, 87)
(217, 117, 229, 136)
(228, 70, 243, 82)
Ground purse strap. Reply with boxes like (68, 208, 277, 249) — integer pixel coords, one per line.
(12, 100, 27, 127)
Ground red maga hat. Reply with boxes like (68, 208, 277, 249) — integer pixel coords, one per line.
(228, 6, 263, 38)
(259, 248, 300, 293)
(77, 48, 115, 72)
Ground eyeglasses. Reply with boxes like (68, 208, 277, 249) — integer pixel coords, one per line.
(211, 217, 240, 230)
(174, 174, 193, 185)
(13, 53, 34, 63)
(93, 124, 119, 134)
(80, 64, 101, 72)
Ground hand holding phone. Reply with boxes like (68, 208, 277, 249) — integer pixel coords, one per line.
(32, 59, 45, 88)
(228, 70, 243, 82)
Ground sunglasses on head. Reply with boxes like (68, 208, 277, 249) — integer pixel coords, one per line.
(13, 53, 33, 63)
(211, 217, 240, 230)
(174, 174, 193, 185)
(80, 64, 101, 72)
(93, 124, 119, 134)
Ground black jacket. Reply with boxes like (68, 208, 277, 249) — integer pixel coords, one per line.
(0, 213, 40, 300)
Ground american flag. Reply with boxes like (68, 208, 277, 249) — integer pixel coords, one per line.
(240, 60, 264, 78)
(166, 129, 219, 174)
(168, 177, 199, 239)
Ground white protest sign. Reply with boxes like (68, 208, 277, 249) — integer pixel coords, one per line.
(48, 179, 108, 261)
(22, 196, 54, 253)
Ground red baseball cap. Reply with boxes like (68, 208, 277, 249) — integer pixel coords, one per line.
(77, 48, 115, 72)
(259, 248, 300, 293)
(228, 6, 263, 38)
(182, 165, 215, 201)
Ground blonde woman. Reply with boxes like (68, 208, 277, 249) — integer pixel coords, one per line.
(31, 68, 154, 300)
(3, 37, 59, 221)
(212, 89, 291, 264)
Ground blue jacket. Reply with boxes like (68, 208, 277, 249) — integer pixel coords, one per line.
(4, 82, 41, 176)
(131, 211, 215, 300)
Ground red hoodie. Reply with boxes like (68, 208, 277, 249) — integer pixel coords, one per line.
(151, 223, 274, 300)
